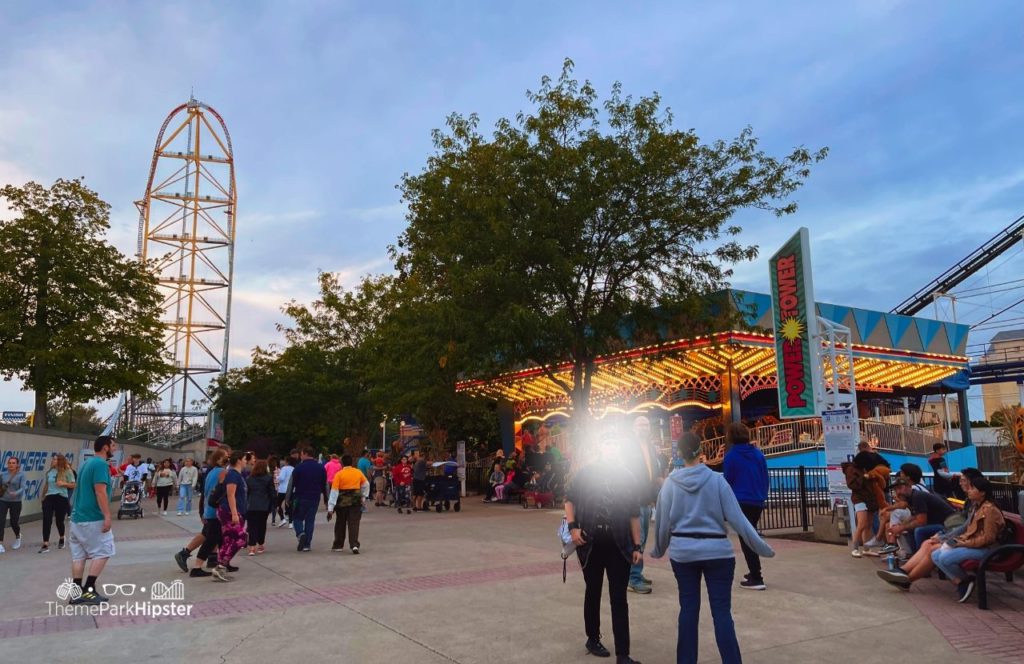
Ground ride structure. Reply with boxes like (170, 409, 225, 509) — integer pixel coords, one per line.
(125, 97, 237, 443)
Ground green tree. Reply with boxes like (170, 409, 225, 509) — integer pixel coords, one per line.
(45, 400, 106, 435)
(0, 179, 171, 428)
(397, 60, 827, 418)
(358, 277, 499, 454)
(211, 343, 366, 454)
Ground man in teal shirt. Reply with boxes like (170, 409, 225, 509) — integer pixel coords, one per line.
(357, 451, 374, 482)
(357, 451, 374, 513)
(68, 436, 117, 605)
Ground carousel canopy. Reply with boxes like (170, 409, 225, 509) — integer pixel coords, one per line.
(456, 290, 970, 419)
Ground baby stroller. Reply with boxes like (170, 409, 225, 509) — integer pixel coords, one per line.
(118, 481, 144, 520)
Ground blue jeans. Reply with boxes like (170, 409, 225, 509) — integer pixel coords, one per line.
(913, 524, 944, 553)
(671, 558, 742, 664)
(292, 497, 319, 547)
(629, 505, 652, 586)
(177, 485, 194, 513)
(931, 544, 989, 583)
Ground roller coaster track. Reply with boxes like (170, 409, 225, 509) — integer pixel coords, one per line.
(891, 213, 1024, 317)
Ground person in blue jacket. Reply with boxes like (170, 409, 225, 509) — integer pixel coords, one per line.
(722, 422, 769, 591)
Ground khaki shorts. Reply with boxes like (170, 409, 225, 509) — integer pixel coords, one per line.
(69, 520, 115, 561)
(374, 476, 386, 492)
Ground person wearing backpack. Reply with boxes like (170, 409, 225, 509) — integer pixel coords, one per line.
(563, 430, 644, 664)
(188, 449, 229, 578)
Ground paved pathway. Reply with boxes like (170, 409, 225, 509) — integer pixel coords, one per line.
(0, 498, 1021, 663)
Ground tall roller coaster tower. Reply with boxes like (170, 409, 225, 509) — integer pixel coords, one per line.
(129, 97, 237, 441)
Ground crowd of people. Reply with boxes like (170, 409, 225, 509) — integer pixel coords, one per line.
(3, 422, 1011, 664)
(483, 445, 564, 507)
(838, 440, 1011, 604)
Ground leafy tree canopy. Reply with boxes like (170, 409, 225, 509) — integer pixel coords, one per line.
(396, 59, 827, 415)
(0, 179, 171, 427)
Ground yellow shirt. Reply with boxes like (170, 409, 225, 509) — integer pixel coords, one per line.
(331, 466, 365, 491)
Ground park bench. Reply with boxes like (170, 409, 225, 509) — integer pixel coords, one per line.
(960, 512, 1024, 610)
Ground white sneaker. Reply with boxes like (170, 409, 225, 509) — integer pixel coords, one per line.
(177, 512, 183, 516)
(0, 544, 6, 553)
(12, 538, 21, 550)
(864, 537, 881, 548)
(162, 511, 168, 516)
(185, 511, 190, 516)
(851, 548, 863, 558)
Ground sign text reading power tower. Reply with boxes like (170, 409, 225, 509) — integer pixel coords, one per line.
(769, 228, 819, 418)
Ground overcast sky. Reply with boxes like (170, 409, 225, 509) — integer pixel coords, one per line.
(1, 1, 1022, 419)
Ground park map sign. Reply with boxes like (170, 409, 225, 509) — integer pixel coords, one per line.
(769, 228, 819, 418)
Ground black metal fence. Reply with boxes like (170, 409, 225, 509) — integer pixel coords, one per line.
(993, 482, 1024, 515)
(466, 462, 1024, 531)
(761, 467, 831, 531)
(760, 468, 1024, 532)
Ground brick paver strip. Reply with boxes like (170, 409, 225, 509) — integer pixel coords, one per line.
(0, 560, 565, 639)
(907, 576, 1024, 663)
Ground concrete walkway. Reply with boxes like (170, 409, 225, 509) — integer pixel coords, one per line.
(0, 497, 1021, 663)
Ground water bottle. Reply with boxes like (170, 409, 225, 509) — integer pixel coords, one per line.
(886, 553, 896, 571)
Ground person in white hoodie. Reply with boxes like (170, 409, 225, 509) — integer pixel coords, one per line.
(650, 432, 775, 664)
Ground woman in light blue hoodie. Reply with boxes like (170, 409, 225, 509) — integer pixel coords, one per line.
(650, 433, 775, 664)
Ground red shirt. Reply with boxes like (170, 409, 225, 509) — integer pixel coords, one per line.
(392, 464, 413, 486)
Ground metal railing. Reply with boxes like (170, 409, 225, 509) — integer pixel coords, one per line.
(992, 482, 1024, 515)
(700, 416, 946, 460)
(760, 466, 832, 531)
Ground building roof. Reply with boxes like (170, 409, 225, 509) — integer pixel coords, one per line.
(989, 330, 1024, 344)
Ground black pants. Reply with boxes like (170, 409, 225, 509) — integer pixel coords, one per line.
(332, 505, 362, 549)
(582, 532, 631, 657)
(156, 485, 172, 511)
(276, 493, 289, 521)
(42, 495, 70, 543)
(247, 510, 270, 546)
(738, 503, 764, 581)
(0, 500, 22, 541)
(196, 518, 223, 561)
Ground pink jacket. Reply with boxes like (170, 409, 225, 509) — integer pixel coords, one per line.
(325, 459, 342, 484)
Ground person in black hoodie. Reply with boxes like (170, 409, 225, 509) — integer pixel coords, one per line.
(564, 429, 644, 664)
(245, 460, 276, 555)
(722, 423, 769, 591)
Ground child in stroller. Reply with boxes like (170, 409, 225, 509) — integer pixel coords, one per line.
(118, 480, 145, 519)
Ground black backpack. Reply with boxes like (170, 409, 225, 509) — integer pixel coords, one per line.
(207, 470, 228, 508)
(996, 518, 1017, 546)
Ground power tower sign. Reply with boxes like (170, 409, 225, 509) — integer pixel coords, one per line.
(769, 228, 821, 418)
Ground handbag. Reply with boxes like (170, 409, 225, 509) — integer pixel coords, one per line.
(558, 517, 577, 583)
(943, 512, 966, 531)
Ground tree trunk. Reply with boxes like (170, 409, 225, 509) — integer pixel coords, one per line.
(568, 358, 595, 463)
(32, 234, 51, 430)
(33, 387, 47, 430)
